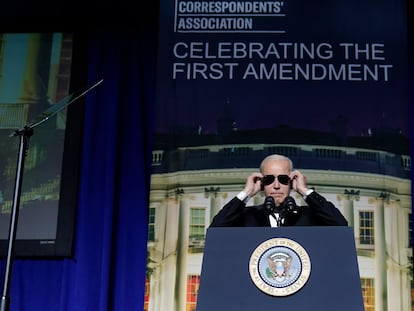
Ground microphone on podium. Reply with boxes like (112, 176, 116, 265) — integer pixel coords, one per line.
(283, 196, 299, 215)
(264, 196, 299, 226)
(264, 196, 276, 215)
(264, 196, 281, 226)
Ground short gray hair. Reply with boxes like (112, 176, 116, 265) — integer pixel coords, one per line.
(259, 154, 293, 173)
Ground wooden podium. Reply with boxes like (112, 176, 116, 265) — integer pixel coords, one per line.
(196, 227, 364, 311)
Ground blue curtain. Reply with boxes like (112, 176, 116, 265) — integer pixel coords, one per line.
(0, 21, 156, 311)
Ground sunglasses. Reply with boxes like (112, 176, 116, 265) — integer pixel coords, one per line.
(261, 174, 290, 186)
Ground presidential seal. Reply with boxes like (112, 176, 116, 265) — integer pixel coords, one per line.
(249, 237, 311, 297)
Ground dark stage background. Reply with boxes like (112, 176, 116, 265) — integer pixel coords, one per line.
(0, 1, 411, 310)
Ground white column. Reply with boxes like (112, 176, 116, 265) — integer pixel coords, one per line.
(205, 187, 221, 223)
(175, 190, 189, 311)
(374, 194, 388, 311)
(386, 200, 411, 311)
(149, 195, 180, 311)
(342, 189, 359, 228)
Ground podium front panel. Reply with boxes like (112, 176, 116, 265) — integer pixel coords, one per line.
(196, 226, 364, 311)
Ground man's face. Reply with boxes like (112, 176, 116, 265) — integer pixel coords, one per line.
(261, 159, 291, 206)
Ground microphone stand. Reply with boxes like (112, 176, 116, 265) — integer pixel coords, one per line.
(0, 78, 103, 311)
(1, 126, 33, 311)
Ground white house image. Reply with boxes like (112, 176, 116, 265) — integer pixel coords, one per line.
(146, 143, 412, 311)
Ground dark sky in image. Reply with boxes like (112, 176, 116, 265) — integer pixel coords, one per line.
(155, 75, 409, 137)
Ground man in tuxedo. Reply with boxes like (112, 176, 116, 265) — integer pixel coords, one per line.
(210, 154, 348, 227)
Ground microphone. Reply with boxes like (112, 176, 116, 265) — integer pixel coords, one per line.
(264, 196, 281, 226)
(283, 196, 298, 215)
(264, 196, 299, 226)
(264, 196, 276, 216)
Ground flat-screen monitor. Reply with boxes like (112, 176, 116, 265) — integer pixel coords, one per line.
(0, 32, 87, 257)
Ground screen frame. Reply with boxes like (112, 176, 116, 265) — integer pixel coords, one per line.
(0, 30, 88, 258)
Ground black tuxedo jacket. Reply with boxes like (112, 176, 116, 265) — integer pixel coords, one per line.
(210, 191, 348, 227)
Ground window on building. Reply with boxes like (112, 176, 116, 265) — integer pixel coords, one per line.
(189, 207, 206, 252)
(148, 207, 155, 242)
(359, 211, 374, 247)
(186, 275, 200, 311)
(361, 278, 375, 311)
(190, 208, 205, 238)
